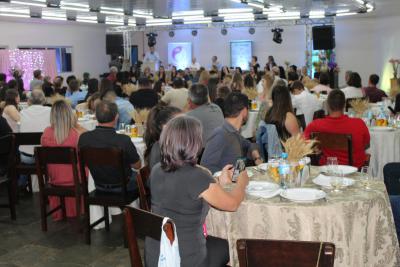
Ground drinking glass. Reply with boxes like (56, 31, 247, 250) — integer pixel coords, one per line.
(360, 166, 371, 190)
(124, 125, 131, 135)
(330, 170, 343, 193)
(119, 123, 125, 131)
(326, 157, 338, 176)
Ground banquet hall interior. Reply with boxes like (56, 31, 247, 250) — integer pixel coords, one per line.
(1, 0, 400, 266)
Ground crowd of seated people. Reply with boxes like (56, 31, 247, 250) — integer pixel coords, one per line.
(0, 53, 399, 266)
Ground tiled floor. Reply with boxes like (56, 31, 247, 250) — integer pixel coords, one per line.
(0, 191, 135, 267)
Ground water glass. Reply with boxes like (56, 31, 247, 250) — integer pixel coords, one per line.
(326, 157, 338, 176)
(124, 125, 131, 135)
(360, 166, 371, 190)
(119, 123, 125, 131)
(330, 170, 343, 193)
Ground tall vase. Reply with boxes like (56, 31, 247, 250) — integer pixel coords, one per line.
(390, 78, 399, 98)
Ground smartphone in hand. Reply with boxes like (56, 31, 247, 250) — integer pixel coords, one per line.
(232, 159, 246, 183)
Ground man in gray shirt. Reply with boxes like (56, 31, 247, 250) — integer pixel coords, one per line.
(186, 84, 224, 144)
(201, 92, 263, 174)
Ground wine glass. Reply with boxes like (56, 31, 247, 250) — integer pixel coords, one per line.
(326, 157, 338, 176)
(360, 166, 371, 190)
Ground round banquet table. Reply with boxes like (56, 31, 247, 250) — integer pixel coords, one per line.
(241, 110, 259, 139)
(206, 167, 400, 267)
(368, 128, 400, 179)
(88, 135, 146, 229)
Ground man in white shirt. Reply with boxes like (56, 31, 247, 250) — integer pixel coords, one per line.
(290, 81, 322, 126)
(161, 78, 189, 110)
(19, 89, 51, 188)
(143, 46, 160, 71)
(190, 57, 201, 71)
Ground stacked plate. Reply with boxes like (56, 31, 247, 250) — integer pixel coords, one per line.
(246, 181, 281, 198)
(312, 174, 355, 189)
(280, 188, 326, 202)
(319, 165, 357, 175)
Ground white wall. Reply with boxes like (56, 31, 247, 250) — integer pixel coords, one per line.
(133, 25, 307, 70)
(131, 14, 400, 92)
(0, 19, 109, 81)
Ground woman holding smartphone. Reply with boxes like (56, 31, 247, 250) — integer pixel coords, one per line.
(145, 115, 249, 267)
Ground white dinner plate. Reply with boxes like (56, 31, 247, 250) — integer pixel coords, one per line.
(246, 181, 281, 198)
(280, 188, 326, 202)
(258, 163, 269, 171)
(320, 165, 358, 175)
(369, 126, 394, 132)
(213, 169, 254, 178)
(312, 174, 355, 189)
(78, 117, 89, 122)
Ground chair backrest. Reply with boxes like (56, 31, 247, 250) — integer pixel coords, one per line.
(383, 163, 400, 195)
(311, 132, 353, 166)
(137, 166, 151, 211)
(34, 146, 80, 192)
(237, 239, 335, 267)
(0, 134, 15, 175)
(124, 206, 175, 267)
(296, 114, 306, 130)
(14, 132, 43, 146)
(78, 147, 129, 198)
(313, 110, 326, 120)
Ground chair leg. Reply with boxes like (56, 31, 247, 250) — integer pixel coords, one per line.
(27, 175, 33, 194)
(40, 194, 48, 232)
(104, 206, 110, 232)
(7, 181, 16, 220)
(60, 197, 67, 220)
(85, 203, 91, 245)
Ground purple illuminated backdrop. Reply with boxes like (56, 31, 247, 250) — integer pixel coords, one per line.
(0, 49, 57, 90)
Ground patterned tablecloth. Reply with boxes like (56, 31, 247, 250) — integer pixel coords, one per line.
(206, 167, 400, 267)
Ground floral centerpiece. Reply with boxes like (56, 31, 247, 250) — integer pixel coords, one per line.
(350, 99, 369, 118)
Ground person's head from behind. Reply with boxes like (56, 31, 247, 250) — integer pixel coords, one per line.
(99, 78, 114, 95)
(369, 74, 379, 87)
(69, 79, 80, 92)
(83, 72, 90, 81)
(268, 55, 275, 63)
(50, 100, 76, 144)
(138, 77, 152, 89)
(88, 78, 99, 95)
(198, 70, 210, 86)
(66, 75, 76, 86)
(5, 89, 20, 107)
(290, 81, 305, 95)
(287, 71, 299, 82)
(217, 86, 231, 99)
(160, 116, 203, 172)
(319, 72, 330, 86)
(272, 66, 280, 76)
(110, 66, 118, 74)
(101, 88, 117, 102)
(87, 92, 101, 112)
(289, 65, 297, 73)
(29, 89, 46, 106)
(223, 74, 232, 86)
(345, 70, 352, 83)
(252, 56, 258, 63)
(266, 85, 294, 123)
(244, 74, 254, 88)
(53, 77, 62, 88)
(212, 56, 218, 62)
(33, 69, 42, 80)
(95, 100, 119, 126)
(145, 104, 181, 152)
(347, 72, 362, 88)
(0, 73, 6, 83)
(327, 90, 346, 114)
(188, 83, 209, 108)
(224, 92, 249, 124)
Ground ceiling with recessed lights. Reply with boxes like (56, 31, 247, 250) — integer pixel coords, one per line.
(0, 0, 390, 28)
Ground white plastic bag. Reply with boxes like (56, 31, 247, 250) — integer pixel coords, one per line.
(158, 217, 181, 267)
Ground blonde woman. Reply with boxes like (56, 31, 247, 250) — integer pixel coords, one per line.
(242, 74, 258, 100)
(198, 70, 210, 86)
(41, 100, 86, 221)
(256, 73, 275, 128)
(2, 89, 20, 132)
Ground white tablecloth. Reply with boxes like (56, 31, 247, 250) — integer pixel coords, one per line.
(368, 128, 400, 179)
(89, 137, 146, 229)
(241, 110, 259, 139)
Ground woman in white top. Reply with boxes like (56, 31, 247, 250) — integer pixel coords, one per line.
(2, 89, 20, 132)
(341, 72, 364, 99)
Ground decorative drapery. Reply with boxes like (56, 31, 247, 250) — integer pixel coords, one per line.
(0, 49, 57, 90)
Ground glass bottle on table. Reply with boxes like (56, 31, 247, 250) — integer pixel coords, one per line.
(360, 166, 371, 190)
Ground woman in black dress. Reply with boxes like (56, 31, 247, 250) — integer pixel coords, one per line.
(145, 116, 249, 267)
